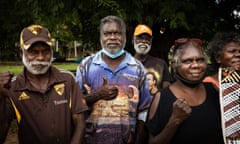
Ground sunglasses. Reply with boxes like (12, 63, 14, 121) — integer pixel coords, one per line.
(174, 38, 203, 47)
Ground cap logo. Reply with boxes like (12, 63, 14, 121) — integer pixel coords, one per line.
(20, 24, 52, 50)
(28, 25, 42, 35)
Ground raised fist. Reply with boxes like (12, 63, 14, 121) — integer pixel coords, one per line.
(0, 71, 13, 89)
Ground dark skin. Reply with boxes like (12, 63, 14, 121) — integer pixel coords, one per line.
(204, 42, 240, 89)
(217, 42, 240, 71)
(20, 42, 52, 92)
(133, 34, 152, 65)
(83, 20, 145, 143)
(133, 34, 170, 88)
(84, 76, 119, 106)
(84, 20, 124, 105)
(148, 45, 207, 144)
(148, 93, 192, 144)
(0, 42, 86, 144)
(71, 114, 86, 144)
(0, 71, 12, 143)
(0, 72, 13, 96)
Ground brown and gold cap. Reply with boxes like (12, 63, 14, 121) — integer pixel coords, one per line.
(20, 25, 52, 50)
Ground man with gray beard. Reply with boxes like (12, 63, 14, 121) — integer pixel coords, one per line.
(76, 16, 151, 144)
(133, 24, 172, 89)
(132, 24, 172, 143)
(0, 25, 88, 144)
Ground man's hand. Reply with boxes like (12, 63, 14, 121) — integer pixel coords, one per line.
(0, 71, 13, 96)
(97, 77, 118, 100)
(0, 71, 13, 88)
(83, 84, 91, 94)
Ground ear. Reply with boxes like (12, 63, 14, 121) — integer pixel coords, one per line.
(215, 55, 221, 64)
(19, 48, 23, 58)
(153, 79, 157, 84)
(132, 38, 134, 45)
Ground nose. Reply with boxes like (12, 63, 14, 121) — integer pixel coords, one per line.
(190, 60, 201, 68)
(36, 52, 45, 60)
(109, 33, 118, 39)
(141, 38, 149, 43)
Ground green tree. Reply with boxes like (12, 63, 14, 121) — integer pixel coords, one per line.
(0, 0, 239, 62)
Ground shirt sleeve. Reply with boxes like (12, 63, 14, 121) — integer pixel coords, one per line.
(138, 64, 152, 112)
(70, 76, 88, 114)
(76, 56, 93, 94)
(76, 65, 84, 90)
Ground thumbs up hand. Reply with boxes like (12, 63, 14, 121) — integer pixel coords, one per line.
(96, 77, 118, 100)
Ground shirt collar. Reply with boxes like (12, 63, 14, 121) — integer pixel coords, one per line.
(92, 50, 138, 66)
(14, 66, 65, 91)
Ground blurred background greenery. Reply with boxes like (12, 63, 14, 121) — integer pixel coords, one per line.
(0, 0, 239, 65)
(0, 62, 79, 75)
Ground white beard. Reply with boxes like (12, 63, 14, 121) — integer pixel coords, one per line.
(134, 42, 151, 55)
(22, 52, 52, 75)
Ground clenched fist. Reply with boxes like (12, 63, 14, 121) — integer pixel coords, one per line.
(0, 71, 13, 97)
(0, 71, 13, 89)
(170, 98, 192, 125)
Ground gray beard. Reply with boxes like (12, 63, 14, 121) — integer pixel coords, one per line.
(134, 43, 151, 55)
(22, 53, 52, 75)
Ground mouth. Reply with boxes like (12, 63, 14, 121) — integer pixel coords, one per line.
(191, 73, 201, 77)
(190, 71, 204, 78)
(231, 60, 240, 68)
(107, 42, 120, 48)
(232, 60, 240, 65)
(32, 64, 48, 70)
(138, 44, 148, 49)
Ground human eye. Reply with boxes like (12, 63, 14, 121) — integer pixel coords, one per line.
(103, 31, 114, 37)
(227, 49, 235, 53)
(231, 50, 238, 53)
(196, 58, 205, 63)
(182, 59, 192, 64)
(226, 47, 239, 54)
(103, 32, 111, 37)
(27, 50, 38, 55)
(114, 31, 122, 36)
(42, 49, 51, 55)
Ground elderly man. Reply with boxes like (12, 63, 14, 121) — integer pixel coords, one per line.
(133, 24, 172, 89)
(0, 25, 88, 144)
(76, 15, 151, 144)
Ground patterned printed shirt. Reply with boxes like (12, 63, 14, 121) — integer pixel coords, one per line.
(76, 51, 151, 144)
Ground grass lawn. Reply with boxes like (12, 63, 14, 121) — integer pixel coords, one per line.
(0, 62, 79, 75)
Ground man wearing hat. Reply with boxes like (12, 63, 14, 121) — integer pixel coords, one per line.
(0, 24, 88, 144)
(133, 24, 172, 91)
(132, 24, 172, 143)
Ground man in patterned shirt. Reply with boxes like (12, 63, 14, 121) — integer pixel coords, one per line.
(76, 15, 151, 144)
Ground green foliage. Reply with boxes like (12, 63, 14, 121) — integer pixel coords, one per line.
(0, 0, 238, 61)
